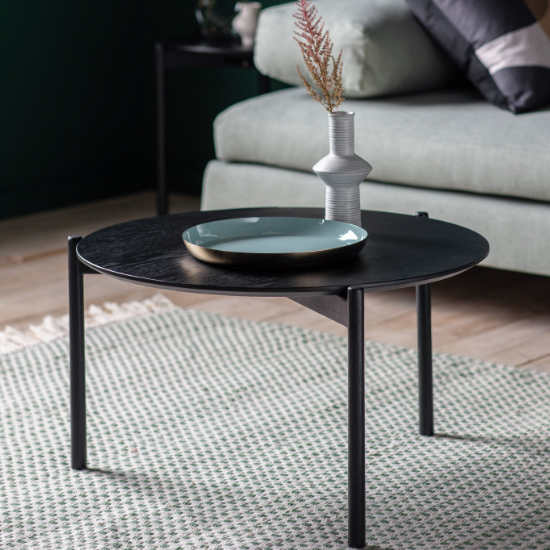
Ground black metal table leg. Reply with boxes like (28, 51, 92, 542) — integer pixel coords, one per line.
(258, 72, 270, 95)
(68, 236, 86, 469)
(348, 287, 365, 549)
(417, 283, 434, 436)
(415, 211, 434, 437)
(156, 43, 168, 216)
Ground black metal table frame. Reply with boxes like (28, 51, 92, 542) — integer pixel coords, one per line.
(155, 41, 270, 217)
(67, 211, 436, 550)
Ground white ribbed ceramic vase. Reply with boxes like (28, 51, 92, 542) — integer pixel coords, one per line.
(313, 111, 372, 227)
(233, 2, 262, 47)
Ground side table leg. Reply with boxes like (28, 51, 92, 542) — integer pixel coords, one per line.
(258, 72, 270, 95)
(348, 287, 365, 549)
(156, 43, 168, 216)
(417, 283, 434, 436)
(68, 236, 86, 469)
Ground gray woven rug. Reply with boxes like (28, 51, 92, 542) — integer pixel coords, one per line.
(1, 298, 549, 549)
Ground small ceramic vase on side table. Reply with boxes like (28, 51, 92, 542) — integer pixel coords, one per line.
(233, 2, 262, 47)
(313, 111, 372, 227)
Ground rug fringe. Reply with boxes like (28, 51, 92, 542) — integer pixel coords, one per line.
(0, 294, 175, 354)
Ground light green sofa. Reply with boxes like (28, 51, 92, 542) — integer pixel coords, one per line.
(201, 3, 550, 277)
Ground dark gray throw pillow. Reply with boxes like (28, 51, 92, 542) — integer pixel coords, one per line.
(405, 0, 550, 113)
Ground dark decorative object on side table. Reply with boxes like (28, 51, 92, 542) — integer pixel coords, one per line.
(195, 0, 236, 42)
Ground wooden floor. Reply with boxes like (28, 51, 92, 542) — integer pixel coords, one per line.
(1, 191, 549, 372)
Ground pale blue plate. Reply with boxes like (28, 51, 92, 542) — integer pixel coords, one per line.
(182, 217, 367, 268)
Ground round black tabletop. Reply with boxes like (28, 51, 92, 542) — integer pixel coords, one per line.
(77, 208, 489, 297)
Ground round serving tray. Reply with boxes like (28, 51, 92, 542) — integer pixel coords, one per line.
(182, 216, 368, 268)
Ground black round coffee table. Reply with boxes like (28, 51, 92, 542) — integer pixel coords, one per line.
(69, 207, 489, 549)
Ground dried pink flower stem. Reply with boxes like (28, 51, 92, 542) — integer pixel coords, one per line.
(293, 0, 344, 114)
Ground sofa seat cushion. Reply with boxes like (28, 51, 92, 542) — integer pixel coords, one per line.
(214, 87, 550, 202)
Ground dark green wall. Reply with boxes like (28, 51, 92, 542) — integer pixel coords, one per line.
(0, 0, 147, 219)
(0, 0, 289, 220)
(145, 0, 290, 197)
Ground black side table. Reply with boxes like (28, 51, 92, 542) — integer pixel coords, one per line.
(155, 38, 271, 216)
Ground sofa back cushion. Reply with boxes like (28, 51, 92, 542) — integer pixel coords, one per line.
(406, 0, 550, 113)
(254, 0, 458, 98)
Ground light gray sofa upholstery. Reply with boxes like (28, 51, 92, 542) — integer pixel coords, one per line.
(202, 86, 550, 276)
(211, 88, 550, 202)
(202, 7, 550, 277)
(252, 0, 457, 98)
